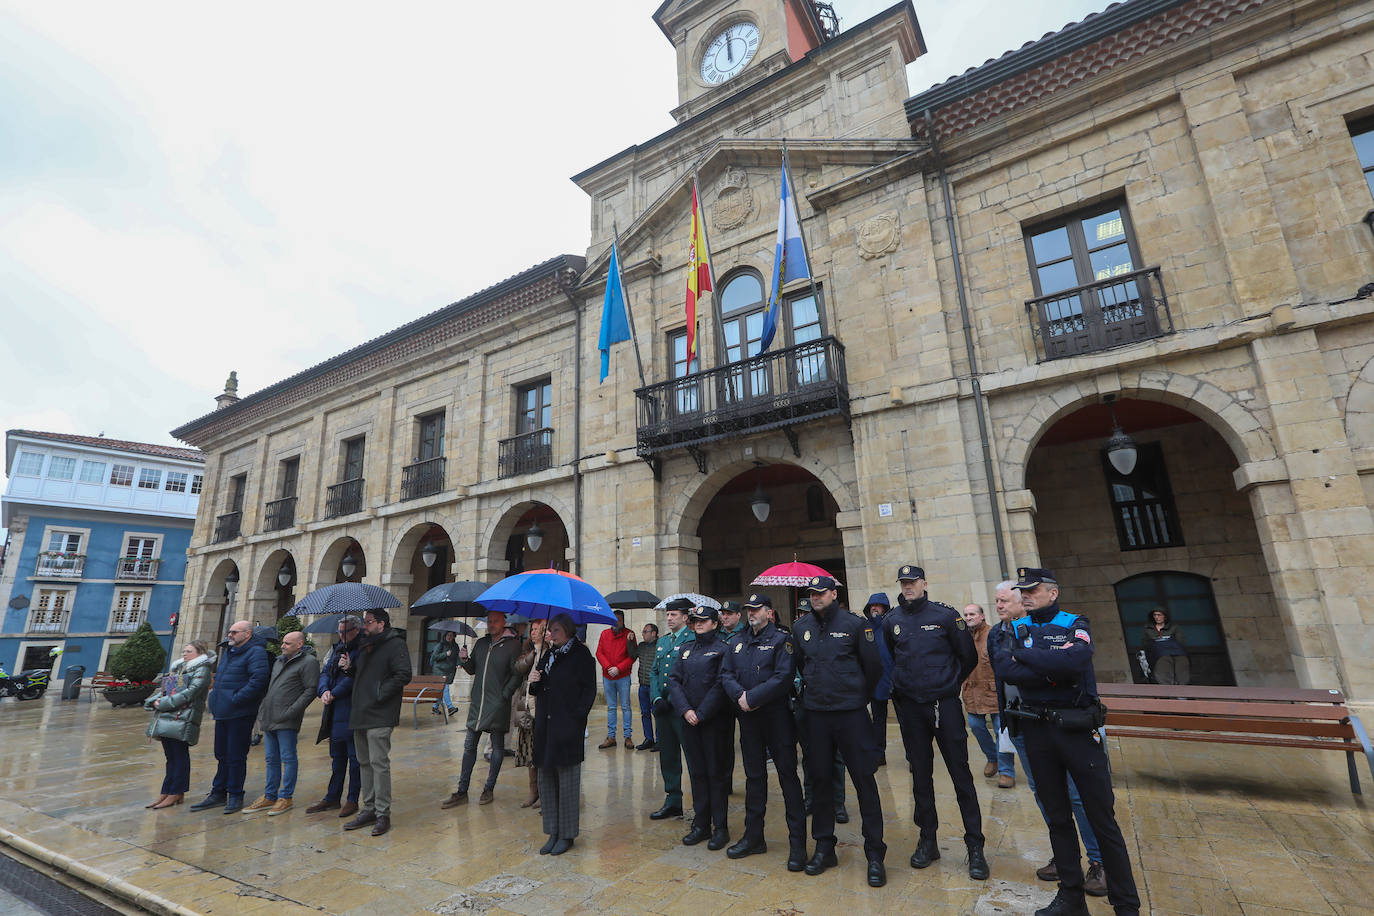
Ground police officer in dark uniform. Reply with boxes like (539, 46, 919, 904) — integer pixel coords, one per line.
(882, 564, 988, 879)
(992, 568, 1140, 916)
(792, 575, 887, 887)
(670, 605, 732, 850)
(720, 593, 807, 868)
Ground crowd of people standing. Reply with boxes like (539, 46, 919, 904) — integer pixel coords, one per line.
(140, 563, 1147, 916)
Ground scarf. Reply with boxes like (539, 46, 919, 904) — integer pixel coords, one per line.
(540, 635, 579, 676)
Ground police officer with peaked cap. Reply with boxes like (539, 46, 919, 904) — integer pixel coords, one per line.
(720, 593, 807, 869)
(791, 575, 887, 886)
(670, 605, 733, 850)
(882, 564, 988, 879)
(991, 568, 1140, 916)
(649, 597, 696, 820)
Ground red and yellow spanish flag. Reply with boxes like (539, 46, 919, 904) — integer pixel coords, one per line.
(685, 179, 712, 367)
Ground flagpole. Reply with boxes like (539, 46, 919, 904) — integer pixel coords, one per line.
(692, 164, 720, 368)
(612, 222, 648, 389)
(782, 140, 823, 311)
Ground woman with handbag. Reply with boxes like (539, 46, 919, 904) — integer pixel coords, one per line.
(512, 618, 546, 808)
(143, 640, 214, 810)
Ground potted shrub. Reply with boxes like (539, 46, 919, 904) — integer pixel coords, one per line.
(103, 621, 167, 707)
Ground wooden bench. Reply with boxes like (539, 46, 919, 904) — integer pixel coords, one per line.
(84, 672, 117, 702)
(401, 675, 453, 728)
(1099, 682, 1374, 795)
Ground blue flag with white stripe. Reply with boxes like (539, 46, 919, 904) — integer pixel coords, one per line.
(598, 242, 630, 382)
(761, 152, 810, 355)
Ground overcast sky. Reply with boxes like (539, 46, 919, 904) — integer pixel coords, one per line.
(1, 0, 1105, 473)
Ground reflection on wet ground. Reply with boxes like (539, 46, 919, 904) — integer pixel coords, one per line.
(0, 696, 1371, 915)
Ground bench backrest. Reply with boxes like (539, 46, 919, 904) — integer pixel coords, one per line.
(1098, 682, 1355, 740)
(401, 675, 447, 697)
(1098, 682, 1347, 704)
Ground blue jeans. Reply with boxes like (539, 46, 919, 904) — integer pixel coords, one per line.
(603, 677, 633, 738)
(326, 735, 361, 803)
(638, 684, 656, 742)
(967, 712, 1016, 777)
(1011, 733, 1101, 863)
(263, 729, 299, 800)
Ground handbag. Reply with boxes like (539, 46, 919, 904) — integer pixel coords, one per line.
(515, 666, 535, 730)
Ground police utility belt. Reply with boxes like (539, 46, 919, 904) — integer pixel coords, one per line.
(1003, 698, 1107, 732)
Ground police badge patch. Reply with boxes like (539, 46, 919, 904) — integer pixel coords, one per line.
(864, 628, 874, 641)
(804, 631, 812, 641)
(784, 641, 792, 654)
(956, 618, 967, 630)
(1023, 635, 1034, 648)
(894, 624, 901, 636)
(734, 643, 742, 653)
(683, 650, 691, 658)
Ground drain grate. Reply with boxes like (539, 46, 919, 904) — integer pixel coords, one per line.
(0, 852, 124, 916)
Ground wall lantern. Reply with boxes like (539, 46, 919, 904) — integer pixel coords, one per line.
(421, 542, 439, 568)
(340, 553, 357, 580)
(277, 561, 293, 588)
(225, 568, 240, 597)
(525, 524, 545, 553)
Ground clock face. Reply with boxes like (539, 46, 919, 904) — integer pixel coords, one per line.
(700, 22, 760, 85)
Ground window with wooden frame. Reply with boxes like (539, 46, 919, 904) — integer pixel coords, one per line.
(1101, 441, 1183, 550)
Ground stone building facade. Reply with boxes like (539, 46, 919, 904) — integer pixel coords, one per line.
(171, 0, 1374, 702)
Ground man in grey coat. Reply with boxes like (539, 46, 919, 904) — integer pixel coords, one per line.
(341, 608, 412, 837)
(243, 631, 320, 816)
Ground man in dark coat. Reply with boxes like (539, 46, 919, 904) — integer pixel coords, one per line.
(442, 610, 524, 808)
(244, 631, 320, 816)
(190, 620, 270, 814)
(308, 615, 362, 818)
(341, 608, 412, 837)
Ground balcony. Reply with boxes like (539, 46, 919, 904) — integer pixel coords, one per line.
(263, 496, 297, 532)
(116, 557, 160, 581)
(1026, 266, 1173, 362)
(35, 552, 85, 579)
(401, 456, 446, 501)
(212, 511, 242, 543)
(27, 610, 69, 634)
(325, 478, 365, 519)
(635, 336, 850, 460)
(498, 428, 554, 479)
(110, 612, 146, 633)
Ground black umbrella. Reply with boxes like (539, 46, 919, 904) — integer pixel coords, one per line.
(411, 580, 490, 618)
(291, 582, 401, 616)
(606, 589, 661, 609)
(428, 619, 478, 638)
(302, 613, 345, 634)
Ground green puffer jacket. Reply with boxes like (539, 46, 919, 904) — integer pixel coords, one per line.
(145, 653, 214, 745)
(461, 633, 524, 733)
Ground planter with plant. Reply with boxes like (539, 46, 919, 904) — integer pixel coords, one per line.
(103, 621, 167, 707)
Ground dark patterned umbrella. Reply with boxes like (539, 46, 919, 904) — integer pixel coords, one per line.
(290, 582, 401, 616)
(411, 580, 490, 618)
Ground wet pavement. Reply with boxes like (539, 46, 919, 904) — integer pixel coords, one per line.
(0, 695, 1370, 915)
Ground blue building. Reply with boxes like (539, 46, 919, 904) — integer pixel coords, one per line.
(1, 430, 203, 678)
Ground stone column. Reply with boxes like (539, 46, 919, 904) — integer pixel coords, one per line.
(1002, 488, 1041, 573)
(656, 533, 702, 596)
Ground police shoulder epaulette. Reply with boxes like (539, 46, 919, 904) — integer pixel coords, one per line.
(1050, 610, 1079, 629)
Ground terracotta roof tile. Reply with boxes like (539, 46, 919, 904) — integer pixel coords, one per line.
(9, 430, 205, 463)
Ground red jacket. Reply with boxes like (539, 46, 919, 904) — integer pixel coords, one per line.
(596, 627, 636, 680)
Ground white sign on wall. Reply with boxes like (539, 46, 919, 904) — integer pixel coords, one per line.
(878, 503, 893, 518)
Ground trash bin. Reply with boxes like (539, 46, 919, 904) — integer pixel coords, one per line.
(62, 665, 87, 701)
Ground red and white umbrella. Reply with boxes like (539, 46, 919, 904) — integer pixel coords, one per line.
(751, 560, 841, 588)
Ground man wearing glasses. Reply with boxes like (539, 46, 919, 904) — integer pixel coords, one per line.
(190, 620, 270, 813)
(340, 608, 412, 836)
(307, 615, 364, 819)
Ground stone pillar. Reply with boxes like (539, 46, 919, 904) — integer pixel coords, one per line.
(190, 597, 228, 645)
(475, 558, 510, 582)
(1249, 332, 1374, 700)
(240, 589, 278, 628)
(1003, 488, 1041, 573)
(656, 533, 702, 596)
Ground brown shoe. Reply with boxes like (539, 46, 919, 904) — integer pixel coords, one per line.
(1084, 861, 1108, 897)
(1036, 858, 1058, 881)
(440, 790, 468, 809)
(306, 798, 340, 814)
(370, 815, 391, 836)
(478, 788, 494, 805)
(624, 737, 634, 749)
(267, 798, 293, 816)
(338, 801, 359, 818)
(146, 794, 169, 809)
(241, 795, 274, 813)
(598, 737, 616, 749)
(997, 774, 1015, 789)
(343, 810, 377, 831)
(983, 761, 997, 777)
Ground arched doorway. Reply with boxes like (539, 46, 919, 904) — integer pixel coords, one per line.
(1024, 396, 1292, 687)
(491, 502, 568, 577)
(258, 549, 299, 620)
(696, 463, 844, 627)
(1115, 571, 1235, 685)
(319, 537, 367, 585)
(203, 558, 241, 641)
(392, 522, 457, 672)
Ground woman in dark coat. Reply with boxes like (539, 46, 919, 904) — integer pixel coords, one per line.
(528, 612, 597, 856)
(670, 605, 732, 849)
(144, 640, 214, 809)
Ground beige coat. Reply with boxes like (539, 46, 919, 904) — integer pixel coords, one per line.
(961, 621, 999, 715)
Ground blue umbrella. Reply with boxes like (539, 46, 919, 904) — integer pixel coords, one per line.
(302, 613, 346, 634)
(476, 569, 616, 626)
(291, 582, 401, 616)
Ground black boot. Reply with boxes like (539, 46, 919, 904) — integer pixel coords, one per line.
(707, 827, 730, 851)
(650, 802, 683, 820)
(188, 793, 226, 811)
(867, 859, 886, 887)
(682, 824, 711, 846)
(786, 845, 807, 872)
(834, 804, 849, 824)
(909, 836, 940, 869)
(726, 837, 766, 859)
(804, 847, 838, 876)
(1034, 888, 1091, 916)
(967, 842, 990, 880)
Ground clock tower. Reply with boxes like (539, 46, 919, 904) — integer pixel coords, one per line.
(653, 0, 832, 123)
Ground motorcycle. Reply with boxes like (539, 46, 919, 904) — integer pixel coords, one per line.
(0, 665, 52, 700)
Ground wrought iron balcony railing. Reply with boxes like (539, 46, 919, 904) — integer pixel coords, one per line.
(498, 428, 554, 479)
(116, 557, 160, 581)
(1026, 266, 1173, 362)
(27, 611, 68, 634)
(325, 478, 365, 519)
(401, 456, 446, 501)
(212, 511, 242, 543)
(35, 552, 85, 579)
(263, 496, 297, 532)
(110, 612, 146, 633)
(635, 336, 849, 457)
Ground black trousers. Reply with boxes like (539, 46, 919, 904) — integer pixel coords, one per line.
(681, 714, 731, 831)
(806, 707, 885, 861)
(796, 703, 846, 807)
(738, 702, 806, 849)
(1021, 720, 1140, 910)
(894, 694, 984, 845)
(869, 698, 889, 757)
(721, 706, 737, 790)
(210, 715, 255, 798)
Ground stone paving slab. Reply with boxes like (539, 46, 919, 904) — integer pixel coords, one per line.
(0, 695, 1371, 915)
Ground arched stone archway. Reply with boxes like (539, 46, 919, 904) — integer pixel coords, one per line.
(482, 496, 574, 580)
(316, 536, 370, 586)
(256, 547, 300, 619)
(388, 515, 461, 581)
(194, 557, 242, 644)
